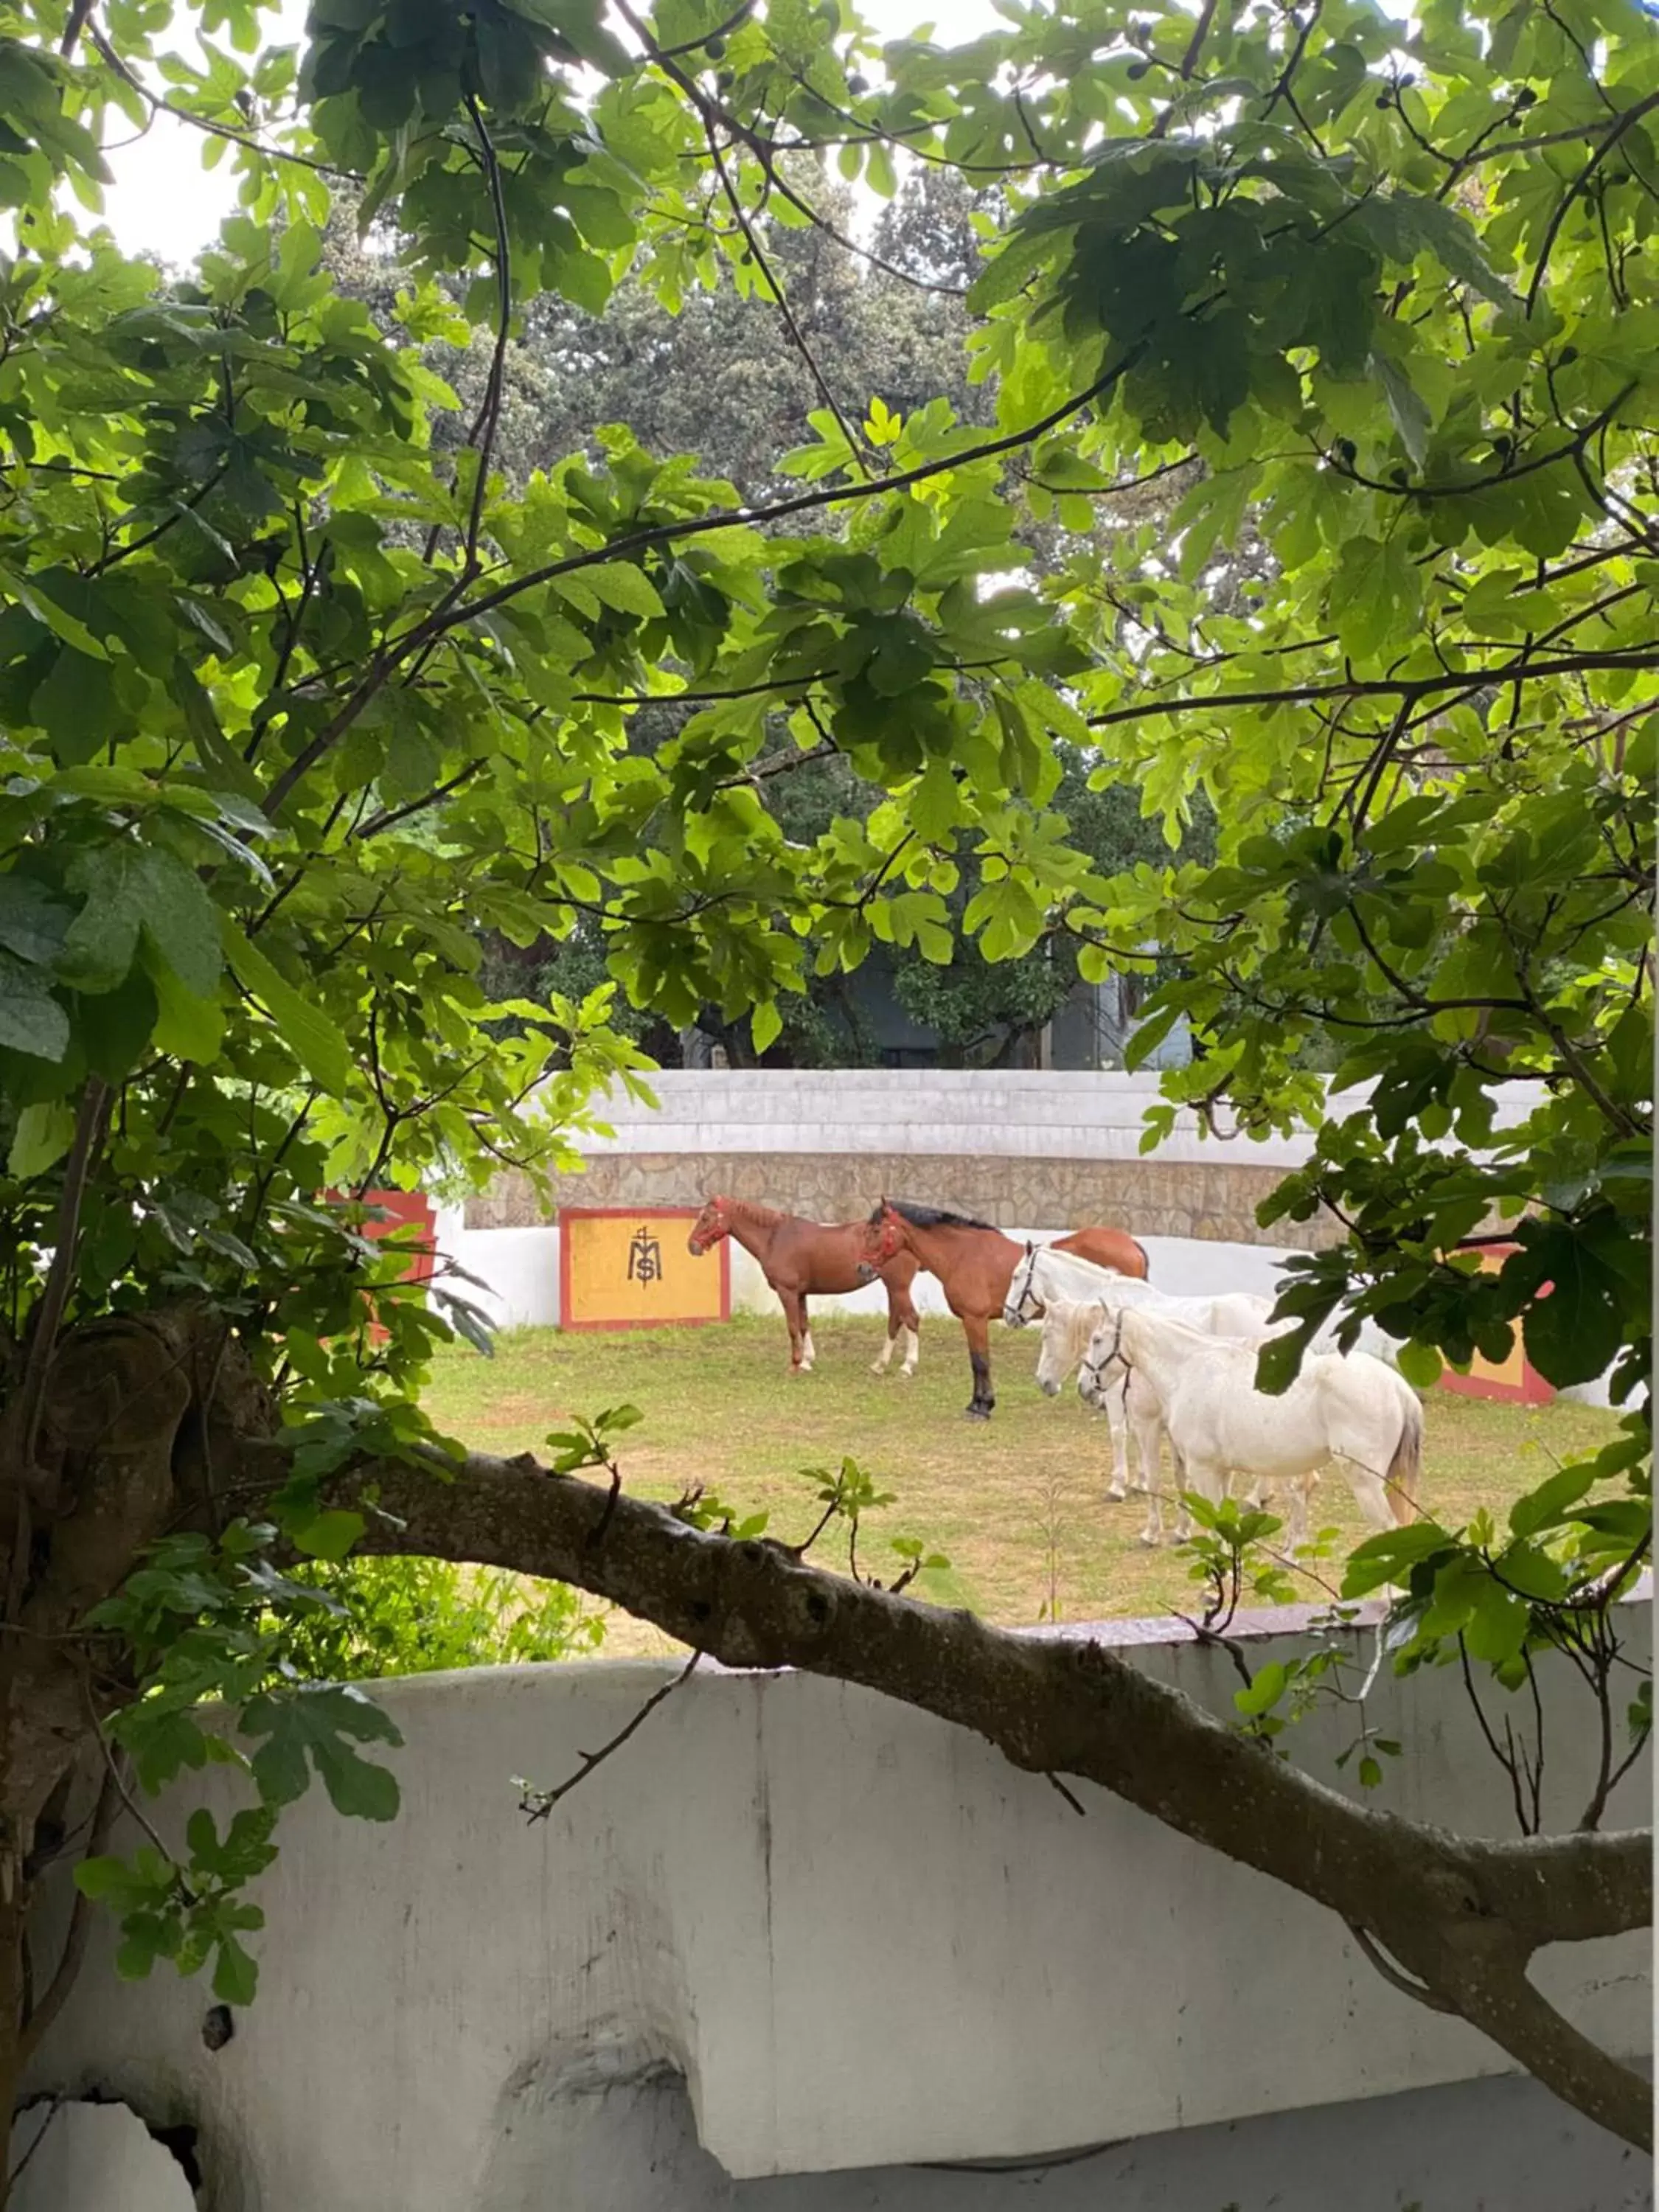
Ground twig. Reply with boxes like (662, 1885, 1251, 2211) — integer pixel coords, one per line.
(700, 114, 872, 478)
(7, 2095, 60, 2191)
(1085, 650, 1659, 732)
(88, 22, 358, 178)
(355, 759, 487, 841)
(519, 1650, 703, 1821)
(431, 96, 514, 573)
(1525, 91, 1659, 315)
(1179, 0, 1224, 78)
(1459, 1635, 1535, 1836)
(1047, 1773, 1087, 1815)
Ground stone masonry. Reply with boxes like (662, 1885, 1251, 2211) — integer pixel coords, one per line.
(465, 1069, 1551, 1251)
(467, 1152, 1339, 1251)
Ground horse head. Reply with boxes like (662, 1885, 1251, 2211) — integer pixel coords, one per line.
(1003, 1239, 1043, 1329)
(687, 1195, 729, 1255)
(855, 1198, 902, 1280)
(1077, 1310, 1128, 1408)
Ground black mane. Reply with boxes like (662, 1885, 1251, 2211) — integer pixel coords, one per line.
(872, 1199, 998, 1233)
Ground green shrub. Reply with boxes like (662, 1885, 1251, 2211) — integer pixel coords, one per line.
(276, 1558, 605, 1683)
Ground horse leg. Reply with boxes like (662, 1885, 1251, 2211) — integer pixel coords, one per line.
(782, 1290, 809, 1374)
(1174, 1460, 1224, 1545)
(898, 1292, 919, 1378)
(1138, 1480, 1164, 1548)
(872, 1287, 918, 1377)
(1283, 1472, 1314, 1554)
(1132, 1409, 1165, 1498)
(1103, 1374, 1130, 1502)
(962, 1312, 993, 1421)
(799, 1294, 815, 1374)
(871, 1295, 897, 1376)
(1338, 1457, 1394, 1534)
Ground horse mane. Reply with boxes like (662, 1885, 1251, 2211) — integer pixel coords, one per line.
(874, 1198, 998, 1233)
(709, 1196, 785, 1227)
(1048, 1297, 1110, 1365)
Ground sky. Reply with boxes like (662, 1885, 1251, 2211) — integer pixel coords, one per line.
(100, 0, 1012, 266)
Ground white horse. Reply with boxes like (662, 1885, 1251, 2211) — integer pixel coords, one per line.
(1035, 1298, 1175, 1504)
(1079, 1305, 1422, 1550)
(1010, 1245, 1279, 1503)
(1004, 1242, 1277, 1340)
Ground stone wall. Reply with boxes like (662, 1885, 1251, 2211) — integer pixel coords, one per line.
(466, 1150, 1340, 1251)
(465, 1068, 1556, 1254)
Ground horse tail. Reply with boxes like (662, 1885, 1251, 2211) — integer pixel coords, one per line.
(1386, 1389, 1423, 1525)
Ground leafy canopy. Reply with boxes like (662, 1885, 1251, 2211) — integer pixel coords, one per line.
(0, 0, 1649, 2057)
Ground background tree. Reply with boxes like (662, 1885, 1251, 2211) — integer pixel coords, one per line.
(0, 0, 1649, 2185)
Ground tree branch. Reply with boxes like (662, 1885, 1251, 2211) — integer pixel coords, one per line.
(518, 1649, 702, 1820)
(1525, 90, 1659, 315)
(422, 96, 513, 574)
(1084, 651, 1659, 731)
(87, 23, 359, 179)
(259, 349, 1144, 816)
(282, 1441, 1652, 2148)
(698, 111, 872, 478)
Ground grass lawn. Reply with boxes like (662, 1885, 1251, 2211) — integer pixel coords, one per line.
(422, 1314, 1618, 1658)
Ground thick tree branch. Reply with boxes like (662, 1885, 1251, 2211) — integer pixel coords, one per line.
(288, 1441, 1652, 2148)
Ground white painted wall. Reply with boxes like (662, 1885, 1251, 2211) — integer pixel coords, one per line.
(12, 2101, 194, 2212)
(29, 1605, 1649, 2208)
(563, 1069, 1551, 1168)
(432, 1211, 1402, 1363)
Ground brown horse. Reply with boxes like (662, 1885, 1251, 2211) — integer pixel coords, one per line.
(856, 1198, 1149, 1421)
(687, 1196, 923, 1377)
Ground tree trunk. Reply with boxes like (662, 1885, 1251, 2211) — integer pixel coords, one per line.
(0, 1306, 273, 2181)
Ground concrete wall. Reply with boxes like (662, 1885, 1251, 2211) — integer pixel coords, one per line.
(465, 1071, 1382, 1249)
(434, 1214, 1384, 1350)
(29, 1604, 1649, 2211)
(23, 2070, 1652, 2212)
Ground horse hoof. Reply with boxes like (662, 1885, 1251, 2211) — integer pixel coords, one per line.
(965, 1406, 991, 1422)
(900, 1366, 917, 1380)
(1106, 1486, 1127, 1503)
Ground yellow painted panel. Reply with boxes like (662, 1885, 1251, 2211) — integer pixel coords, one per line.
(1464, 1245, 1521, 1386)
(563, 1210, 725, 1329)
